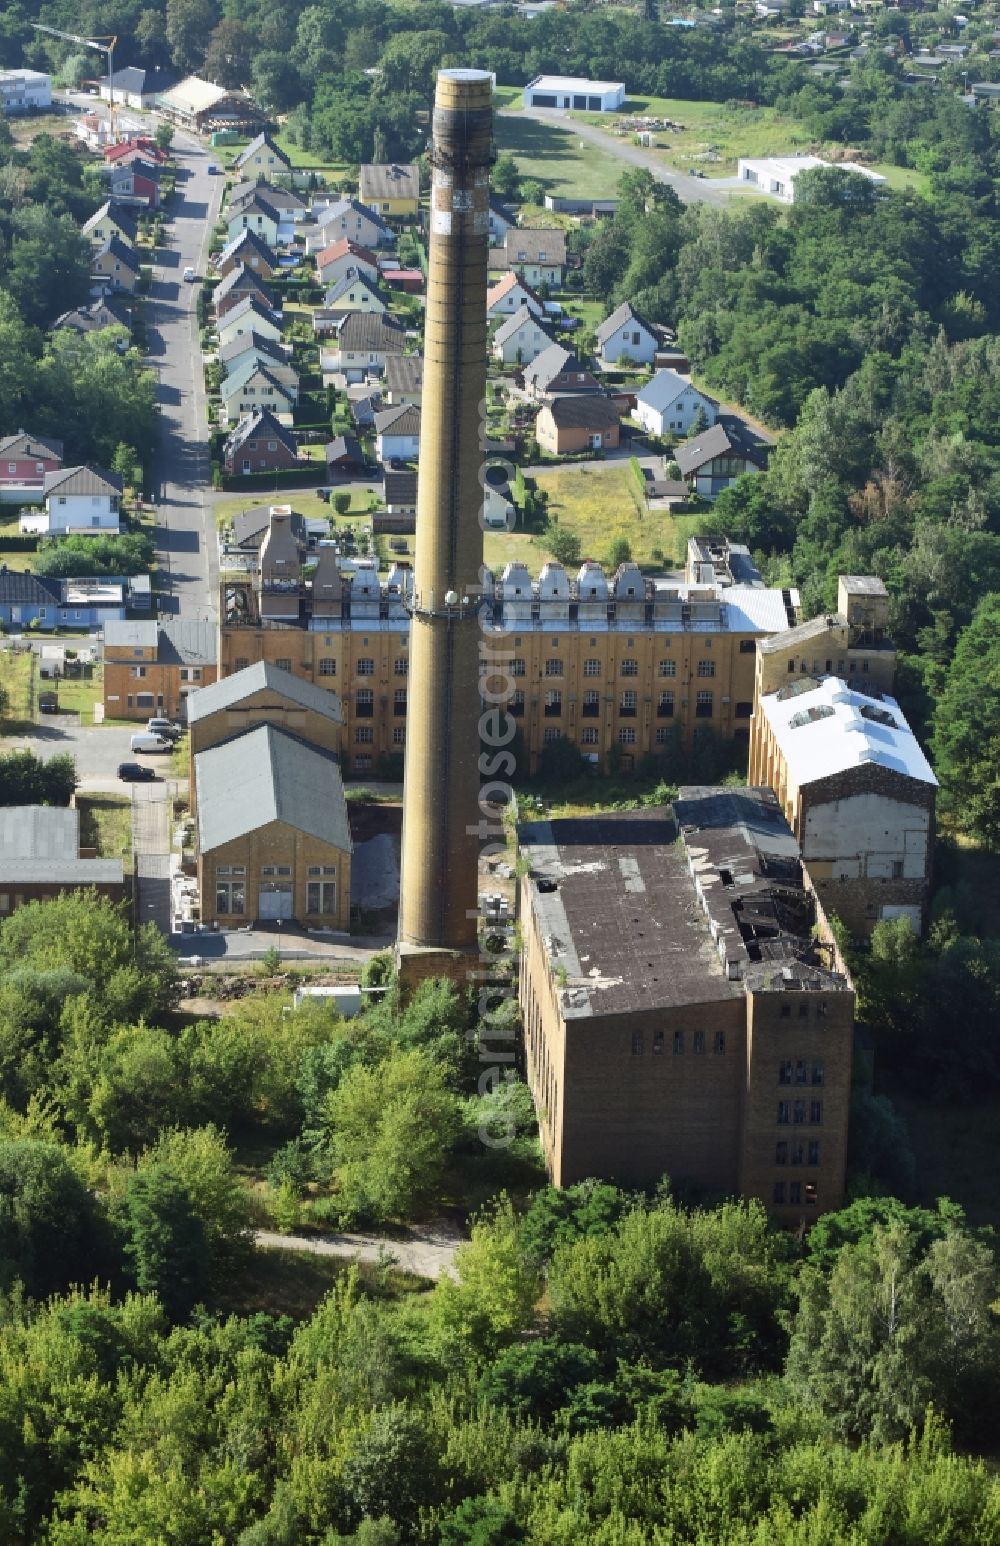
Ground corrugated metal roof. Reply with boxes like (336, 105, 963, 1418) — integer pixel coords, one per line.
(0, 806, 78, 860)
(760, 676, 938, 787)
(159, 618, 217, 666)
(104, 619, 157, 648)
(195, 724, 351, 853)
(187, 661, 343, 725)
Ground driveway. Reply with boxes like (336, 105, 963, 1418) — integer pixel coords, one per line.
(4, 717, 143, 788)
(505, 106, 753, 207)
(146, 138, 225, 622)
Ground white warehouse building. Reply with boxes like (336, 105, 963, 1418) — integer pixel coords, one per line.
(0, 70, 52, 114)
(737, 155, 886, 204)
(523, 76, 625, 112)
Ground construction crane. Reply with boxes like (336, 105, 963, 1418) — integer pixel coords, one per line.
(31, 25, 120, 141)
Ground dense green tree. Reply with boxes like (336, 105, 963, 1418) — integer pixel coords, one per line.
(119, 1167, 208, 1319)
(932, 594, 1000, 848)
(0, 1138, 105, 1298)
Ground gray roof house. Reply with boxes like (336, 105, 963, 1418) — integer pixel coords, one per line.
(187, 661, 344, 728)
(195, 723, 352, 854)
(596, 301, 658, 368)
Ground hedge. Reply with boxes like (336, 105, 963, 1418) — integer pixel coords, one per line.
(220, 466, 324, 492)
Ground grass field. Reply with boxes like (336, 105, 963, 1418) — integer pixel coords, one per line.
(0, 650, 34, 722)
(495, 113, 628, 200)
(214, 487, 382, 528)
(77, 794, 132, 861)
(55, 668, 103, 722)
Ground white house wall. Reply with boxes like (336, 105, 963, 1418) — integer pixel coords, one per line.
(802, 791, 929, 881)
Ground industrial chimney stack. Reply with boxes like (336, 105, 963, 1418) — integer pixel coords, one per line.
(396, 69, 493, 984)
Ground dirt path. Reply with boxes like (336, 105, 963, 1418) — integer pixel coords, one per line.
(255, 1219, 464, 1280)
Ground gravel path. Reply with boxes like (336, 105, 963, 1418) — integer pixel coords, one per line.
(255, 1220, 464, 1280)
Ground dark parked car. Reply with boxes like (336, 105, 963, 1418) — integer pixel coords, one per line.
(118, 762, 157, 782)
(38, 691, 58, 713)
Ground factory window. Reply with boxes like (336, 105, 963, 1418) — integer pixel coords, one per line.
(132, 666, 146, 679)
(773, 1182, 786, 1205)
(693, 1031, 705, 1055)
(780, 1004, 791, 1019)
(319, 659, 336, 676)
(394, 657, 407, 675)
(652, 1031, 664, 1055)
(510, 691, 524, 717)
(696, 691, 713, 718)
(779, 1061, 793, 1085)
(356, 689, 374, 717)
(274, 659, 292, 672)
(355, 727, 374, 743)
(790, 1140, 804, 1165)
(777, 1102, 790, 1125)
(551, 638, 559, 648)
(804, 1183, 817, 1206)
(631, 1031, 643, 1056)
(619, 690, 636, 716)
(514, 637, 522, 646)
(355, 658, 375, 677)
(739, 639, 755, 653)
(354, 755, 372, 770)
(891, 859, 904, 879)
(657, 692, 674, 718)
(581, 728, 599, 745)
(658, 659, 676, 677)
(812, 1062, 825, 1085)
(509, 658, 526, 676)
(787, 661, 796, 674)
(808, 1141, 820, 1166)
(735, 702, 753, 719)
(789, 1182, 802, 1206)
(394, 689, 407, 715)
(215, 877, 245, 915)
(392, 726, 405, 745)
(674, 1031, 684, 1054)
(697, 660, 715, 677)
(775, 1141, 787, 1165)
(617, 728, 636, 745)
(544, 690, 562, 717)
(795, 1060, 807, 1085)
(307, 881, 337, 915)
(620, 658, 638, 676)
(654, 728, 671, 744)
(589, 638, 597, 647)
(543, 728, 560, 744)
(584, 659, 601, 676)
(544, 659, 563, 676)
(798, 1003, 809, 1019)
(793, 1101, 806, 1124)
(816, 1003, 828, 1019)
(810, 1101, 823, 1125)
(714, 1031, 725, 1054)
(582, 690, 600, 717)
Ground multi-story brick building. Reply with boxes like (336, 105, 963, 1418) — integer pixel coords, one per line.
(103, 618, 217, 722)
(756, 575, 896, 697)
(218, 515, 802, 774)
(517, 786, 855, 1222)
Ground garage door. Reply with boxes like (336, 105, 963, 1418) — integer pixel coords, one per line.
(258, 886, 293, 921)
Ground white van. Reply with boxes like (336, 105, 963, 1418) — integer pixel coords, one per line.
(130, 733, 173, 754)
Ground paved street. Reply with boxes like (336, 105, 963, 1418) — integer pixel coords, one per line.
(505, 107, 753, 207)
(147, 137, 225, 621)
(132, 783, 172, 934)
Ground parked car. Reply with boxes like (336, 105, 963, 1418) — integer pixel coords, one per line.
(183, 266, 196, 281)
(129, 733, 173, 754)
(118, 762, 157, 782)
(207, 162, 219, 174)
(38, 691, 58, 714)
(147, 717, 181, 741)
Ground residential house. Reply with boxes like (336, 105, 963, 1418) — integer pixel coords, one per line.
(221, 360, 298, 426)
(226, 195, 282, 249)
(383, 355, 424, 406)
(218, 331, 290, 376)
(2, 572, 134, 631)
(216, 295, 283, 351)
(347, 392, 381, 430)
(0, 69, 51, 113)
(52, 296, 133, 336)
(156, 76, 266, 135)
(0, 433, 63, 503)
(488, 194, 516, 245)
(486, 271, 543, 320)
(103, 616, 218, 720)
(483, 465, 515, 530)
(306, 198, 393, 253)
(535, 395, 621, 455)
(82, 200, 138, 248)
(223, 409, 300, 476)
(214, 264, 274, 318)
(228, 504, 307, 559)
(634, 369, 718, 437)
(103, 137, 170, 167)
(194, 723, 351, 929)
(99, 67, 156, 111)
(491, 228, 566, 288)
(92, 234, 141, 294)
(324, 436, 366, 476)
(0, 806, 124, 919)
(233, 133, 292, 180)
(25, 466, 123, 536)
(322, 270, 388, 316)
(523, 343, 600, 399)
(382, 469, 418, 526)
(75, 113, 114, 152)
(228, 183, 303, 244)
(0, 570, 61, 627)
(323, 312, 406, 381)
(375, 403, 421, 464)
(492, 304, 556, 367)
(101, 157, 161, 210)
(675, 419, 769, 497)
(215, 229, 277, 280)
(359, 162, 420, 218)
(596, 301, 658, 369)
(315, 238, 380, 288)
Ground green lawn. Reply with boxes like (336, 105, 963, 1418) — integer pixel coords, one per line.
(56, 668, 103, 723)
(215, 135, 353, 180)
(493, 85, 523, 112)
(0, 649, 34, 723)
(77, 794, 133, 862)
(214, 487, 383, 529)
(494, 113, 628, 200)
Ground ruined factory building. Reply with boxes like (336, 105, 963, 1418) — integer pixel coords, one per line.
(518, 787, 854, 1223)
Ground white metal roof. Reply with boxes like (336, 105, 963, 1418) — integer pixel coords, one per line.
(527, 75, 624, 93)
(760, 676, 938, 788)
